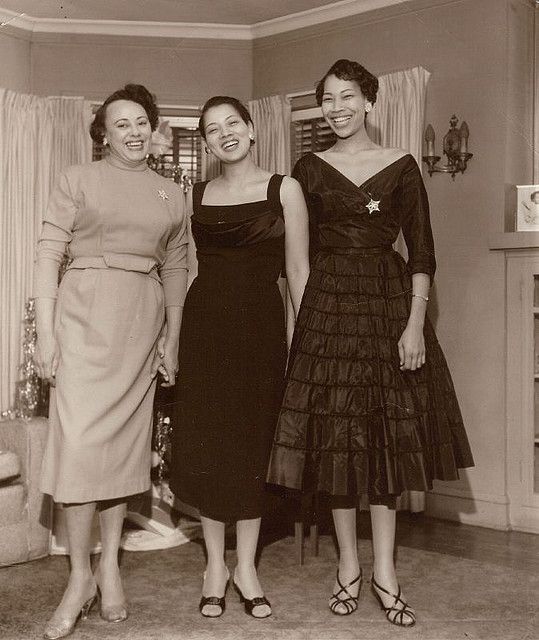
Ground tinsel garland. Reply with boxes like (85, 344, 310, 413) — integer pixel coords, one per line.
(0, 298, 46, 421)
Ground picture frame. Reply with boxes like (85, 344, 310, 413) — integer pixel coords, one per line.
(516, 185, 539, 231)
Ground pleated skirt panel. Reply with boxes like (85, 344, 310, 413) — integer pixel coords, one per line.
(267, 247, 474, 499)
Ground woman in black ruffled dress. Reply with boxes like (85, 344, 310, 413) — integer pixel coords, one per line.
(267, 59, 474, 626)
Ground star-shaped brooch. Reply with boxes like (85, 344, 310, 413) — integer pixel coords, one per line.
(365, 198, 380, 214)
(157, 189, 169, 201)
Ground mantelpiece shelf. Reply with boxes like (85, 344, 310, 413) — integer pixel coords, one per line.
(489, 232, 539, 250)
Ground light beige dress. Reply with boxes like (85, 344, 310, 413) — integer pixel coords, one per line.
(34, 157, 188, 503)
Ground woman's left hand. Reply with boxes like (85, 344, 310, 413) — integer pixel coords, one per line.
(151, 336, 179, 387)
(398, 322, 426, 371)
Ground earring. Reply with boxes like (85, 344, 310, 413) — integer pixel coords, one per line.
(365, 103, 372, 113)
(103, 137, 108, 146)
(249, 133, 255, 142)
(205, 146, 210, 154)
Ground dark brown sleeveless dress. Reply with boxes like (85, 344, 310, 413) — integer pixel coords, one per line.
(170, 175, 287, 522)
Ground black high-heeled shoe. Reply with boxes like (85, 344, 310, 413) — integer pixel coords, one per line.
(43, 593, 97, 639)
(199, 569, 230, 618)
(232, 580, 272, 618)
(371, 575, 416, 627)
(329, 568, 363, 616)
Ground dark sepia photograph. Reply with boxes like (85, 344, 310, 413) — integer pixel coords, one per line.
(0, 1, 537, 639)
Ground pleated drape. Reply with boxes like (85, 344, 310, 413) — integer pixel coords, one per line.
(0, 90, 92, 411)
(247, 94, 291, 175)
(367, 66, 430, 165)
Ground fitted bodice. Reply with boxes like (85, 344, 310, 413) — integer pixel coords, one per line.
(190, 174, 285, 297)
(293, 153, 436, 277)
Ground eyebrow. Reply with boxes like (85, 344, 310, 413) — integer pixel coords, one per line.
(113, 116, 147, 124)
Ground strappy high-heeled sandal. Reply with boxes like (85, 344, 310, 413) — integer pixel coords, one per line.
(328, 568, 363, 616)
(371, 575, 416, 627)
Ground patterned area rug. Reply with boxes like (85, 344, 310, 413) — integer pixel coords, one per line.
(1, 533, 538, 640)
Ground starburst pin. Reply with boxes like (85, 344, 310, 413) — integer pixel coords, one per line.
(365, 198, 380, 214)
(158, 189, 169, 201)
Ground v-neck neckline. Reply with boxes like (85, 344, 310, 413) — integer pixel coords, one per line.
(311, 152, 411, 192)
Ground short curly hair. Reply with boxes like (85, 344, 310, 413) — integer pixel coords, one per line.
(315, 59, 379, 107)
(90, 84, 159, 144)
(198, 95, 253, 143)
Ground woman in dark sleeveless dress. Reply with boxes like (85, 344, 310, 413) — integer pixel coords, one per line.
(267, 59, 474, 626)
(169, 96, 309, 619)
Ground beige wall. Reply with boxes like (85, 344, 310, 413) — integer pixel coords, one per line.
(0, 26, 31, 93)
(254, 0, 535, 528)
(30, 33, 252, 106)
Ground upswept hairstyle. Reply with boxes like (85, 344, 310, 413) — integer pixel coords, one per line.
(315, 59, 379, 107)
(198, 96, 253, 143)
(90, 84, 159, 144)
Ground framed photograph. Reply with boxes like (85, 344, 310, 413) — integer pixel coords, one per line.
(516, 185, 539, 231)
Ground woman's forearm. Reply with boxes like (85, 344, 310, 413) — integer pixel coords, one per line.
(286, 267, 309, 319)
(35, 297, 57, 339)
(407, 272, 430, 327)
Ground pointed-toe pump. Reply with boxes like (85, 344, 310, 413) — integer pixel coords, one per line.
(43, 593, 97, 640)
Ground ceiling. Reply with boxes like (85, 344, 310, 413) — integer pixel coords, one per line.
(0, 0, 354, 25)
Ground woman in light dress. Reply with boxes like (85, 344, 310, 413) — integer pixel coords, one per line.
(34, 84, 188, 639)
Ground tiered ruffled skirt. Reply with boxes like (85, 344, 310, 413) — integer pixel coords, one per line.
(267, 247, 474, 499)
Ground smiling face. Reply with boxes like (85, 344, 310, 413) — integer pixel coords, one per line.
(320, 74, 368, 139)
(104, 99, 152, 165)
(202, 103, 253, 163)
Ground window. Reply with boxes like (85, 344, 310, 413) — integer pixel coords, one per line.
(291, 105, 336, 166)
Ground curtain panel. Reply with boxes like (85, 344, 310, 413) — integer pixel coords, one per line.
(0, 90, 92, 411)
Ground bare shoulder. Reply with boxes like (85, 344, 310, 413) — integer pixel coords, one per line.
(280, 175, 304, 200)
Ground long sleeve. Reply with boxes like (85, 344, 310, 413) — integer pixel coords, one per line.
(33, 170, 78, 299)
(160, 190, 189, 307)
(400, 159, 436, 279)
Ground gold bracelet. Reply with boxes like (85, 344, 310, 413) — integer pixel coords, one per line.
(412, 293, 429, 302)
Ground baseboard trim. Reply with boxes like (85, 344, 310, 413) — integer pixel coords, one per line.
(426, 490, 510, 531)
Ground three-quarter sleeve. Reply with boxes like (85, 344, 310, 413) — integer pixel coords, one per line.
(33, 170, 78, 299)
(160, 192, 189, 307)
(400, 159, 436, 279)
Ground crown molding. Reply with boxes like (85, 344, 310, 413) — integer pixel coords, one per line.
(251, 0, 409, 38)
(0, 0, 410, 40)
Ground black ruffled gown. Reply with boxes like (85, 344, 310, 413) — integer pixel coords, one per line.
(267, 153, 474, 501)
(170, 175, 287, 522)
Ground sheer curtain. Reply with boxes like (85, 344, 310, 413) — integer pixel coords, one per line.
(367, 66, 430, 165)
(248, 94, 291, 175)
(0, 90, 92, 411)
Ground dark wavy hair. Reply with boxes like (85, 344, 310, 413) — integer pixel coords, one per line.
(90, 84, 159, 144)
(315, 59, 379, 106)
(198, 96, 253, 144)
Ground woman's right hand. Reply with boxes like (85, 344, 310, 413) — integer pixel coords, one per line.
(34, 335, 59, 384)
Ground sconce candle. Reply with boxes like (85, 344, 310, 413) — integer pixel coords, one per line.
(459, 121, 469, 154)
(422, 115, 473, 179)
(425, 124, 436, 157)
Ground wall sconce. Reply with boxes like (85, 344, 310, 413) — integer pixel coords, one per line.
(422, 115, 473, 179)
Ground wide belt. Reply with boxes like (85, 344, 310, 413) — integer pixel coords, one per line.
(67, 253, 160, 280)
